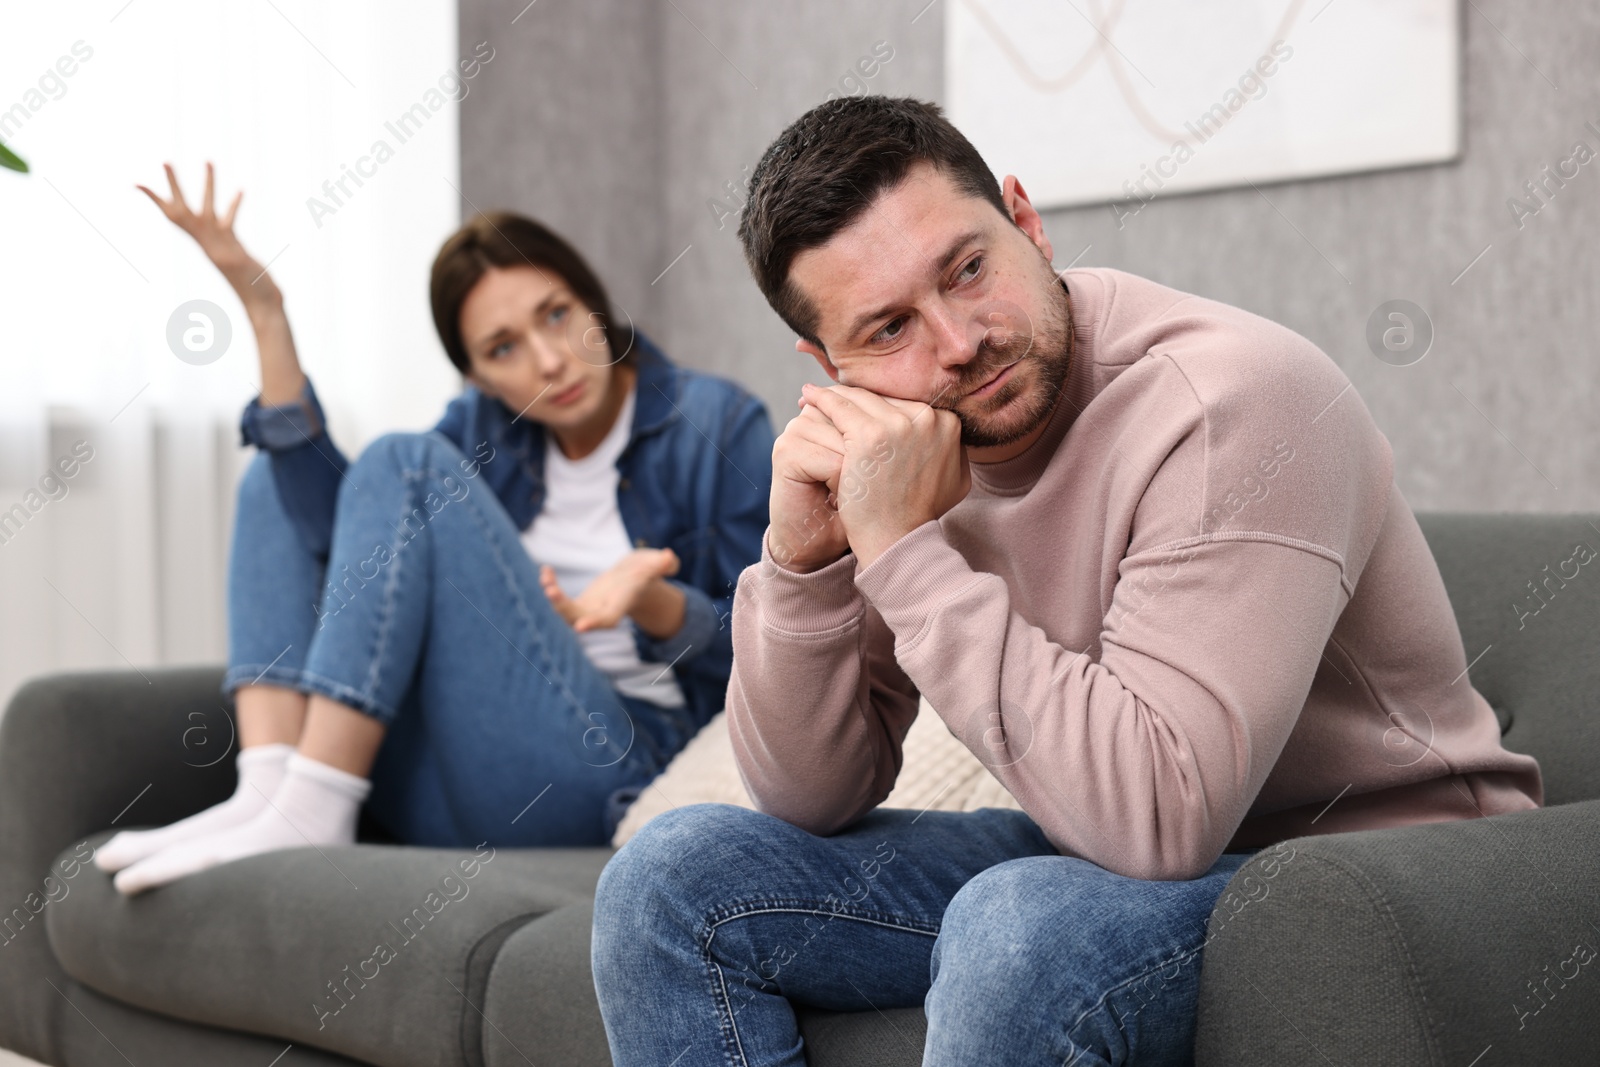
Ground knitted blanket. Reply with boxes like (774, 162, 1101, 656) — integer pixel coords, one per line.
(612, 696, 1024, 847)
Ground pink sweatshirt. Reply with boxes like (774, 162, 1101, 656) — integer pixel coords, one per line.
(726, 266, 1543, 881)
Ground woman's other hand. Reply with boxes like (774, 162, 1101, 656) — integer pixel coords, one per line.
(540, 549, 680, 633)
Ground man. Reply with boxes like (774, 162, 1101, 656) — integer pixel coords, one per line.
(591, 96, 1542, 1066)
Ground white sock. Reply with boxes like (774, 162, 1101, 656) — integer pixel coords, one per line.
(112, 753, 372, 896)
(94, 743, 295, 873)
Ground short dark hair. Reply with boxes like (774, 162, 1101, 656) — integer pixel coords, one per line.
(737, 96, 1007, 348)
(429, 212, 634, 374)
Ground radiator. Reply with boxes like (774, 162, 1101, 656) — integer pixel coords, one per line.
(0, 406, 250, 713)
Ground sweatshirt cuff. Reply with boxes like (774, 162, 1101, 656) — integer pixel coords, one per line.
(742, 525, 863, 634)
(635, 579, 718, 666)
(853, 519, 979, 643)
(239, 378, 325, 452)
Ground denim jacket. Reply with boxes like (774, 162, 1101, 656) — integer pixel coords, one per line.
(237, 330, 775, 731)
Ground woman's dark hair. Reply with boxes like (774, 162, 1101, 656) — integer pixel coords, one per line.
(429, 212, 634, 374)
(737, 96, 1008, 350)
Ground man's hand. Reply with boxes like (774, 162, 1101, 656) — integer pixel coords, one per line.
(796, 382, 969, 569)
(541, 548, 680, 633)
(766, 398, 854, 573)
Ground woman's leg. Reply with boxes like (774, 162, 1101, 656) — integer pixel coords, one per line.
(108, 438, 456, 892)
(110, 430, 679, 892)
(237, 686, 308, 747)
(318, 431, 680, 847)
(96, 452, 320, 874)
(222, 450, 326, 736)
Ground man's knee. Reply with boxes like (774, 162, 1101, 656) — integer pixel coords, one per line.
(945, 854, 1069, 914)
(930, 855, 1130, 1007)
(591, 803, 778, 984)
(931, 857, 1207, 1042)
(595, 803, 772, 914)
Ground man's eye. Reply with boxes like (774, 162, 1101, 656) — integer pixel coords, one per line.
(547, 305, 569, 326)
(871, 316, 906, 344)
(957, 255, 983, 283)
(490, 341, 513, 358)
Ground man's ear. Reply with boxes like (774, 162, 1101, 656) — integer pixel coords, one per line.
(795, 337, 841, 383)
(1001, 174, 1054, 264)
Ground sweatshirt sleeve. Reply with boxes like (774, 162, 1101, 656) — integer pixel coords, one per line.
(724, 528, 922, 836)
(848, 352, 1392, 880)
(725, 340, 1389, 875)
(853, 520, 1348, 880)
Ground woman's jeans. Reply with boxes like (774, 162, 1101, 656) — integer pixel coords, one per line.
(592, 803, 1263, 1066)
(222, 431, 693, 847)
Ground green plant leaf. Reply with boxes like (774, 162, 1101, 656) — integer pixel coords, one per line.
(0, 141, 28, 173)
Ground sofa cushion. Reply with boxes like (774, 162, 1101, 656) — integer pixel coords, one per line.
(482, 902, 610, 1067)
(47, 831, 614, 1067)
(796, 1005, 928, 1067)
(1195, 797, 1600, 1065)
(48, 977, 371, 1067)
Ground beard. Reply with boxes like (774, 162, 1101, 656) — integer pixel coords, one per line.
(929, 268, 1074, 449)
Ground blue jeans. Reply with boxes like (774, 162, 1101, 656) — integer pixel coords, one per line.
(222, 430, 694, 847)
(591, 803, 1260, 1066)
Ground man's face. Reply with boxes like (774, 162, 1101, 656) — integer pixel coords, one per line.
(787, 161, 1072, 452)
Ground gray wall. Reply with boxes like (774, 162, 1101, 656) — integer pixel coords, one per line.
(461, 0, 1598, 513)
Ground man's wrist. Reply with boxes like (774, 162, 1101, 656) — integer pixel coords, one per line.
(852, 519, 964, 623)
(771, 551, 847, 575)
(848, 528, 905, 571)
(767, 534, 848, 575)
(740, 525, 864, 632)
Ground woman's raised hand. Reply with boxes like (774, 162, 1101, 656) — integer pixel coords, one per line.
(139, 160, 306, 405)
(137, 162, 277, 307)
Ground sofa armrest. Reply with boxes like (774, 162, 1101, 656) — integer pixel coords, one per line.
(0, 665, 233, 1062)
(1195, 799, 1600, 1066)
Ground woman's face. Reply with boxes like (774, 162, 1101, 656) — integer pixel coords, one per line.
(457, 264, 623, 433)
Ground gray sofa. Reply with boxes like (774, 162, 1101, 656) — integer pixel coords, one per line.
(2, 511, 1597, 1066)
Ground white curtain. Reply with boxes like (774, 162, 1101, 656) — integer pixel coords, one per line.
(0, 0, 466, 713)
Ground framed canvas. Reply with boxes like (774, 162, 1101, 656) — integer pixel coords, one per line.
(944, 0, 1461, 212)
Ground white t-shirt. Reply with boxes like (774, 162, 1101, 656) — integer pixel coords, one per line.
(520, 381, 688, 708)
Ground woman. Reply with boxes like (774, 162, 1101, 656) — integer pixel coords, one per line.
(96, 164, 773, 894)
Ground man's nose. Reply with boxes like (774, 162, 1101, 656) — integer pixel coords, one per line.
(927, 305, 982, 371)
